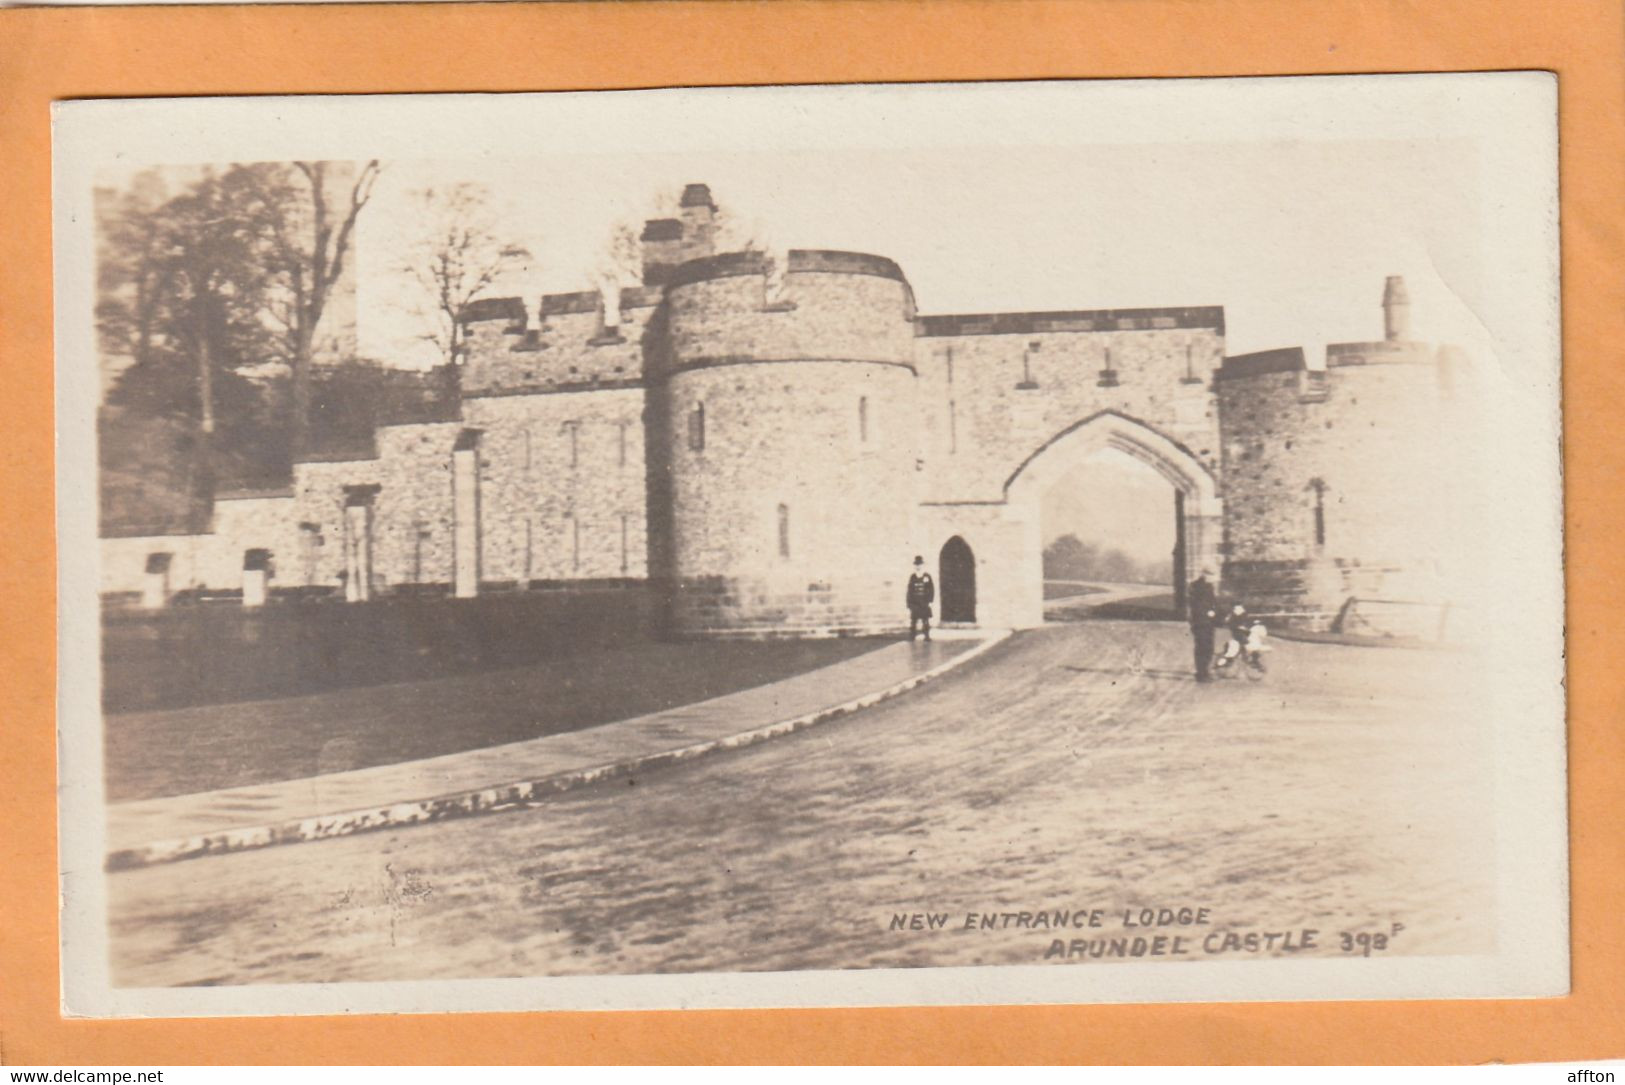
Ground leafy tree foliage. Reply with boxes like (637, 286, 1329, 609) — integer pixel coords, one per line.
(96, 161, 381, 531)
(1043, 533, 1172, 585)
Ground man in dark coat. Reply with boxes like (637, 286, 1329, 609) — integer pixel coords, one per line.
(1188, 568, 1219, 682)
(906, 555, 935, 642)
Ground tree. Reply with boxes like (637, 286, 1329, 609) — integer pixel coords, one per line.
(95, 170, 173, 386)
(245, 160, 382, 457)
(1098, 547, 1137, 583)
(96, 161, 383, 525)
(397, 182, 533, 366)
(1043, 533, 1100, 581)
(99, 168, 276, 424)
(156, 167, 284, 437)
(98, 167, 290, 510)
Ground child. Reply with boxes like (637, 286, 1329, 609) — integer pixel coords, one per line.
(1240, 614, 1270, 675)
(1214, 603, 1269, 677)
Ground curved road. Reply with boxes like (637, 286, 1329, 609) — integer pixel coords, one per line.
(108, 621, 1492, 986)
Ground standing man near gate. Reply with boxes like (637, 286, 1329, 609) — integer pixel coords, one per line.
(906, 555, 935, 642)
(1188, 567, 1219, 682)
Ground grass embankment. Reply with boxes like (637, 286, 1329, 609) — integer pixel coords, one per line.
(106, 636, 891, 802)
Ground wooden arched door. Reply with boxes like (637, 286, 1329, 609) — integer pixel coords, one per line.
(939, 536, 977, 623)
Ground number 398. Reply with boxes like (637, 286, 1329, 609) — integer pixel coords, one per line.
(1339, 931, 1389, 956)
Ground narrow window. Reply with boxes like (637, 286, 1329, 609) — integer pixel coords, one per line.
(949, 399, 958, 454)
(1182, 342, 1200, 383)
(1309, 479, 1328, 548)
(858, 396, 869, 443)
(1018, 341, 1040, 389)
(563, 421, 580, 468)
(564, 513, 580, 573)
(409, 520, 426, 584)
(618, 420, 629, 467)
(524, 518, 534, 585)
(1097, 345, 1119, 388)
(298, 523, 322, 586)
(777, 503, 791, 559)
(945, 346, 955, 385)
(689, 403, 706, 452)
(620, 513, 630, 575)
(523, 427, 533, 472)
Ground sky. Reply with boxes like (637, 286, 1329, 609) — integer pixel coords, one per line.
(355, 136, 1486, 370)
(80, 77, 1536, 381)
(1040, 449, 1176, 566)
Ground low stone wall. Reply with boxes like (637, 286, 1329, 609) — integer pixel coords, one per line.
(1223, 556, 1448, 636)
(100, 491, 299, 598)
(670, 575, 905, 638)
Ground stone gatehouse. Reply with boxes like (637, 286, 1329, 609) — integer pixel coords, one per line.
(101, 184, 1479, 635)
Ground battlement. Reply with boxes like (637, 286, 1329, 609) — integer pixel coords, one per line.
(667, 249, 911, 289)
(539, 291, 600, 317)
(1326, 340, 1435, 367)
(664, 249, 917, 370)
(460, 296, 527, 329)
(1217, 347, 1308, 381)
(640, 219, 684, 242)
(916, 305, 1225, 338)
(461, 285, 664, 328)
(460, 284, 655, 395)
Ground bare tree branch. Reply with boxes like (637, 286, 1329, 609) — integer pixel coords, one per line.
(395, 181, 533, 366)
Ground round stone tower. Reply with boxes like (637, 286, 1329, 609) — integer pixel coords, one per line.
(1217, 276, 1475, 632)
(655, 249, 921, 636)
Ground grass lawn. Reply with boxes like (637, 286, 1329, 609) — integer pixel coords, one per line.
(1090, 592, 1178, 619)
(1040, 580, 1109, 601)
(105, 637, 891, 803)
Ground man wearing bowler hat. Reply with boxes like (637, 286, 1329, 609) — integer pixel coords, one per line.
(906, 555, 935, 642)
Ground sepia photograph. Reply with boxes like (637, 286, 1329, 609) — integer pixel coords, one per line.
(53, 74, 1568, 1017)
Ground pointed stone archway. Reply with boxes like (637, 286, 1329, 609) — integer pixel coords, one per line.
(1003, 410, 1223, 627)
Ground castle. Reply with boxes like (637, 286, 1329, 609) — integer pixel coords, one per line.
(100, 183, 1480, 637)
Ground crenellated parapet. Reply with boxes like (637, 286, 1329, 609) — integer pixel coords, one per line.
(660, 249, 918, 379)
(459, 285, 663, 395)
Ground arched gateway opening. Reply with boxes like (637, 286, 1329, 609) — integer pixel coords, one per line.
(1039, 450, 1180, 618)
(1005, 412, 1221, 628)
(939, 535, 977, 623)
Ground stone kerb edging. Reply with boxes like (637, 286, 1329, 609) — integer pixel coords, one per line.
(105, 631, 1012, 873)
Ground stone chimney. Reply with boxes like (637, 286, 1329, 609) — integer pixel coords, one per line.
(679, 183, 718, 252)
(1382, 275, 1410, 342)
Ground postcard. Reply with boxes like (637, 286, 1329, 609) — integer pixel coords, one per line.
(53, 73, 1567, 1017)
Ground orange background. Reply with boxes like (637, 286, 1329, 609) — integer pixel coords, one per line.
(1, 0, 1621, 1065)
